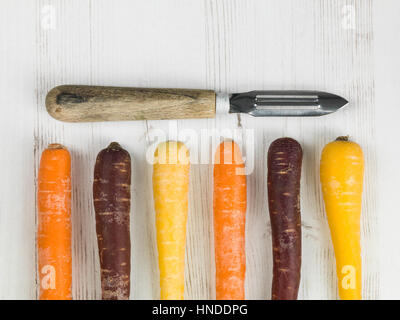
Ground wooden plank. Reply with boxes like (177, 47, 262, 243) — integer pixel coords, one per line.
(34, 0, 211, 300)
(373, 0, 400, 300)
(0, 0, 392, 299)
(34, 0, 100, 300)
(0, 0, 36, 300)
(204, 0, 378, 300)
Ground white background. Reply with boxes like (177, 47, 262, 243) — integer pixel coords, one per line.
(0, 0, 399, 300)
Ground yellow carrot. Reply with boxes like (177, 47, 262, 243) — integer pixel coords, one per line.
(153, 141, 190, 300)
(320, 136, 364, 300)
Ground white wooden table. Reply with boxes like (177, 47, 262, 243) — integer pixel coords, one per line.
(1, 0, 399, 300)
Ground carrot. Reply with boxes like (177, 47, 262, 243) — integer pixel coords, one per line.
(213, 140, 246, 300)
(153, 141, 190, 300)
(93, 142, 131, 300)
(320, 136, 364, 300)
(37, 143, 72, 300)
(267, 137, 302, 300)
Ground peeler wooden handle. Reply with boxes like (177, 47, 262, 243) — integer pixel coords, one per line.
(45, 85, 216, 122)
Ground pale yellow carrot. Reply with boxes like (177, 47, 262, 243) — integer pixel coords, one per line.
(153, 141, 190, 300)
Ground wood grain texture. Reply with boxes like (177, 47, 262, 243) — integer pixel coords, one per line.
(0, 0, 36, 300)
(373, 0, 400, 300)
(46, 85, 216, 122)
(0, 0, 396, 300)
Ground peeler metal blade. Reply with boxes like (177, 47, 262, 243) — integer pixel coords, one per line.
(229, 90, 348, 117)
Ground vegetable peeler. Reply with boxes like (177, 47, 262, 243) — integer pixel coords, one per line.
(45, 85, 348, 122)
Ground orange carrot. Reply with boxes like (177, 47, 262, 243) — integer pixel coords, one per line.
(37, 143, 72, 300)
(213, 140, 247, 300)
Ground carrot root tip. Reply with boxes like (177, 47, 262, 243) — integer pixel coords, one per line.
(108, 142, 122, 150)
(47, 143, 66, 149)
(335, 135, 350, 142)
